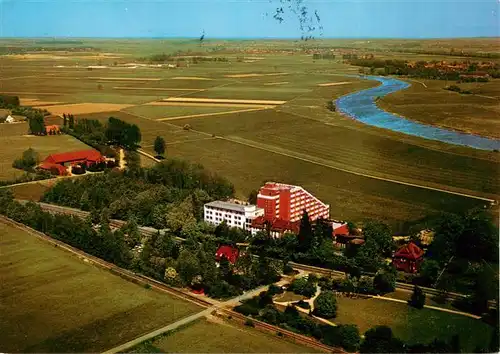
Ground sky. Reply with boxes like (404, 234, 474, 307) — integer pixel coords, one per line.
(0, 0, 498, 39)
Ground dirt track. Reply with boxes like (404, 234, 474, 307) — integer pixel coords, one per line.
(156, 107, 273, 121)
(163, 97, 286, 105)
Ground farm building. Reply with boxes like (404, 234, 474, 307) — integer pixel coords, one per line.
(392, 242, 424, 273)
(45, 125, 61, 134)
(5, 115, 15, 123)
(38, 149, 105, 176)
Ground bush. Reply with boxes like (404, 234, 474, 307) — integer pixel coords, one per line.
(337, 324, 361, 352)
(373, 271, 396, 294)
(295, 300, 311, 309)
(408, 285, 426, 309)
(234, 303, 259, 317)
(289, 277, 317, 298)
(183, 124, 191, 131)
(244, 319, 255, 327)
(283, 262, 296, 275)
(313, 290, 337, 318)
(268, 284, 284, 296)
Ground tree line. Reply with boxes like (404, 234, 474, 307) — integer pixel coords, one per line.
(351, 58, 499, 81)
(41, 157, 235, 229)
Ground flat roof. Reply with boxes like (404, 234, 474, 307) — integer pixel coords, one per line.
(205, 200, 258, 213)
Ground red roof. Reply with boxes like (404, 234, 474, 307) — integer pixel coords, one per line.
(251, 216, 300, 234)
(44, 149, 104, 165)
(215, 245, 239, 264)
(38, 162, 67, 176)
(333, 224, 349, 236)
(394, 242, 424, 260)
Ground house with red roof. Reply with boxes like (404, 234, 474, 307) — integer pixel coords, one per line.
(215, 245, 240, 265)
(250, 216, 300, 238)
(38, 149, 105, 176)
(392, 242, 424, 273)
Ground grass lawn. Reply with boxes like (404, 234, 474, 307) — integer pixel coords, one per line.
(143, 318, 321, 353)
(122, 104, 243, 119)
(7, 179, 57, 201)
(274, 291, 307, 302)
(334, 296, 492, 352)
(0, 221, 203, 353)
(0, 125, 91, 181)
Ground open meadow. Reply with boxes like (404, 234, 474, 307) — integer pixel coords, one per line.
(334, 296, 493, 352)
(0, 122, 90, 181)
(1, 38, 498, 231)
(133, 317, 321, 353)
(0, 220, 203, 353)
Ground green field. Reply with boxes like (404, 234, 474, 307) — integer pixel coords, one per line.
(0, 122, 90, 181)
(1, 38, 498, 231)
(138, 318, 321, 353)
(379, 78, 500, 139)
(334, 296, 492, 352)
(0, 220, 202, 353)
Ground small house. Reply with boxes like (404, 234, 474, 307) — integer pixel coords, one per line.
(5, 115, 15, 123)
(215, 245, 239, 265)
(392, 242, 424, 273)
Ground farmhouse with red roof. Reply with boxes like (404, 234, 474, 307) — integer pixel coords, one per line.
(38, 149, 105, 176)
(392, 242, 424, 273)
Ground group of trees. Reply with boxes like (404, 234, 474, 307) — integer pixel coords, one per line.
(42, 158, 235, 229)
(105, 117, 141, 149)
(63, 116, 141, 156)
(140, 228, 282, 298)
(12, 148, 39, 172)
(351, 58, 498, 81)
(0, 191, 132, 268)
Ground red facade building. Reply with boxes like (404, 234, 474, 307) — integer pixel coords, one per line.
(256, 182, 330, 223)
(392, 242, 424, 273)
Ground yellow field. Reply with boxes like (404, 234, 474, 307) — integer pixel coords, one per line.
(38, 103, 135, 115)
(171, 76, 213, 80)
(317, 82, 352, 87)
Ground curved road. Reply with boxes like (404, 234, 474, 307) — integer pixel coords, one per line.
(335, 75, 500, 151)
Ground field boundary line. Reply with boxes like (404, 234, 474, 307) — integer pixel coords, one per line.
(156, 107, 272, 121)
(222, 135, 495, 202)
(371, 295, 481, 319)
(102, 308, 214, 354)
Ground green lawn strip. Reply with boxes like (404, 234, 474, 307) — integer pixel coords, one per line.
(0, 221, 203, 353)
(151, 317, 319, 353)
(334, 296, 492, 352)
(123, 105, 243, 119)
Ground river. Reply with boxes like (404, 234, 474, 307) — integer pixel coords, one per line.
(335, 75, 500, 151)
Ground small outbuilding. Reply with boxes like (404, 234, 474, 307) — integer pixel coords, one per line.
(392, 242, 424, 273)
(215, 245, 240, 265)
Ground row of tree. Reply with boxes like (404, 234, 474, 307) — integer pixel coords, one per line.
(41, 158, 235, 229)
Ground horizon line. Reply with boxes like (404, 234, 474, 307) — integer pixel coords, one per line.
(1, 35, 499, 40)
